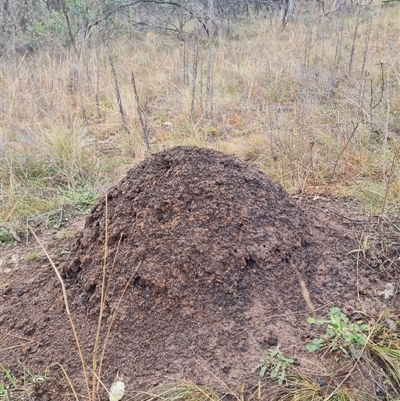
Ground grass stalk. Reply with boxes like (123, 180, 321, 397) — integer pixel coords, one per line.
(357, 16, 372, 120)
(59, 364, 80, 401)
(326, 123, 359, 190)
(381, 147, 399, 216)
(190, 39, 199, 122)
(97, 261, 143, 389)
(106, 30, 131, 140)
(91, 193, 109, 400)
(348, 4, 362, 77)
(183, 38, 189, 86)
(131, 71, 151, 154)
(28, 226, 91, 400)
(95, 230, 124, 391)
(205, 41, 215, 119)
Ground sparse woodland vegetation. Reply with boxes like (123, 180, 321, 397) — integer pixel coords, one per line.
(1, 0, 400, 399)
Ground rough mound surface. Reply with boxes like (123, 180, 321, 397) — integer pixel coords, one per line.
(62, 146, 359, 390)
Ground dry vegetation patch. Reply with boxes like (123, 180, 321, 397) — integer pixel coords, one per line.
(1, 3, 400, 231)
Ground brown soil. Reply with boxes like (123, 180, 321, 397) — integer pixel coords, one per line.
(0, 146, 394, 400)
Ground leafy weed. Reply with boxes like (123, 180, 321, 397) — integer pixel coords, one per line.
(307, 307, 369, 356)
(257, 347, 295, 386)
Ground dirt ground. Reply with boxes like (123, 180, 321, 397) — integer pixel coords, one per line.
(0, 146, 397, 400)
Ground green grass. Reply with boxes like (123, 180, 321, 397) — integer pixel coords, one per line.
(56, 230, 76, 240)
(0, 364, 47, 400)
(24, 250, 40, 262)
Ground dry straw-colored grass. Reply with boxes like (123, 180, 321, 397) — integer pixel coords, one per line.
(1, 3, 400, 229)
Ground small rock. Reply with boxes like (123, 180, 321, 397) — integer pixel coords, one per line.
(384, 283, 394, 299)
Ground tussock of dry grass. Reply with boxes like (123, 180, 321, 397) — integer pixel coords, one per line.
(1, 4, 400, 230)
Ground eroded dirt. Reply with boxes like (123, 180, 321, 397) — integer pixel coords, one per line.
(0, 146, 396, 400)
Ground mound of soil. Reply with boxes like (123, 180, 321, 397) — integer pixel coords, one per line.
(1, 146, 388, 399)
(67, 146, 311, 313)
(61, 147, 365, 389)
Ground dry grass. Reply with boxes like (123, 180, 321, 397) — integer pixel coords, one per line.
(1, 4, 400, 229)
(128, 381, 222, 401)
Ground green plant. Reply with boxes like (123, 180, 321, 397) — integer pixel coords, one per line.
(0, 365, 17, 396)
(253, 354, 340, 401)
(56, 230, 75, 240)
(60, 185, 99, 216)
(307, 308, 369, 356)
(24, 249, 40, 262)
(0, 227, 15, 247)
(0, 364, 47, 399)
(257, 348, 295, 386)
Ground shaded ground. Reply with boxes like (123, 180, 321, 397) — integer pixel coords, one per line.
(0, 146, 397, 400)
